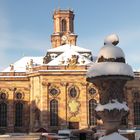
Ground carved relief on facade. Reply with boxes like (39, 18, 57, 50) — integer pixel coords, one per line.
(42, 81, 49, 87)
(68, 99, 80, 116)
(0, 89, 9, 101)
(80, 82, 88, 87)
(49, 85, 60, 97)
(68, 85, 79, 99)
(67, 55, 79, 66)
(14, 89, 25, 100)
(68, 85, 80, 116)
(87, 85, 98, 99)
(60, 82, 68, 87)
(43, 54, 52, 64)
(8, 87, 16, 91)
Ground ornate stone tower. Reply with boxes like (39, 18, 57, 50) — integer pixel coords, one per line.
(51, 9, 78, 48)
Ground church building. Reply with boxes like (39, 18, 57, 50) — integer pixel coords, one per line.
(0, 9, 140, 133)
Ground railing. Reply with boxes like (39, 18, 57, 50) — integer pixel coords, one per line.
(0, 72, 26, 77)
(0, 65, 88, 77)
(31, 65, 88, 71)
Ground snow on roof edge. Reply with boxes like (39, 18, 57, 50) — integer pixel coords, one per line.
(47, 44, 91, 52)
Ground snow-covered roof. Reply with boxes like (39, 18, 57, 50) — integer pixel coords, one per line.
(47, 49, 92, 66)
(87, 62, 134, 78)
(99, 132, 128, 140)
(47, 44, 91, 53)
(2, 56, 43, 72)
(98, 44, 125, 59)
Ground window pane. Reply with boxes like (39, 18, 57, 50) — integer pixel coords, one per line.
(0, 103, 7, 127)
(134, 102, 140, 125)
(50, 99, 58, 126)
(15, 103, 23, 127)
(69, 87, 77, 98)
(89, 99, 97, 126)
(61, 19, 66, 32)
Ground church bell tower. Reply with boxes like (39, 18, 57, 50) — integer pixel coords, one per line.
(51, 9, 78, 48)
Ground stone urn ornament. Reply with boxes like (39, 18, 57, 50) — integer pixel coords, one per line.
(86, 34, 134, 140)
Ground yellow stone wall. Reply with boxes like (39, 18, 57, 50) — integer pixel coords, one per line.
(0, 79, 30, 132)
(29, 71, 99, 132)
(0, 72, 139, 133)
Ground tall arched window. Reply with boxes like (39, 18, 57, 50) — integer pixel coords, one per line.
(15, 102, 23, 127)
(50, 99, 58, 126)
(61, 19, 67, 32)
(134, 102, 140, 125)
(0, 103, 7, 127)
(89, 99, 97, 126)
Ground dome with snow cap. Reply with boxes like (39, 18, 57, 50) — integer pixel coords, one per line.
(97, 34, 125, 63)
(86, 34, 134, 78)
(104, 34, 119, 46)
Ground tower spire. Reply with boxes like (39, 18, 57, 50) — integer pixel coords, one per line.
(51, 9, 78, 48)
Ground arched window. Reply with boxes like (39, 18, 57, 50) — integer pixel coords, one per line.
(89, 99, 97, 126)
(61, 19, 67, 32)
(88, 88, 96, 96)
(0, 93, 7, 100)
(49, 88, 59, 96)
(134, 102, 140, 125)
(0, 103, 7, 127)
(69, 87, 77, 98)
(15, 102, 23, 127)
(16, 92, 23, 100)
(50, 99, 58, 126)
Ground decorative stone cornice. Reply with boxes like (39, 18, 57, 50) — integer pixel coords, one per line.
(24, 87, 30, 91)
(8, 87, 17, 91)
(60, 82, 69, 86)
(42, 81, 51, 87)
(80, 82, 88, 86)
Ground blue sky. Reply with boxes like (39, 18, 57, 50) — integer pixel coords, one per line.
(0, 0, 140, 70)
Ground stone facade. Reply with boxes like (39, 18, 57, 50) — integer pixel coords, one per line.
(0, 9, 140, 133)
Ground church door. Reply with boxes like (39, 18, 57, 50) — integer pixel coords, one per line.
(68, 122, 79, 129)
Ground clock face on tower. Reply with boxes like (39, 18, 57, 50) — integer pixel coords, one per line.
(61, 35, 67, 41)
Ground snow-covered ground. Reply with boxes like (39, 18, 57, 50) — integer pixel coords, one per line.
(99, 132, 128, 140)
